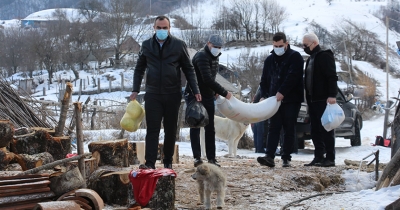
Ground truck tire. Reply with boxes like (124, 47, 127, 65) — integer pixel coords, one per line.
(350, 118, 361, 146)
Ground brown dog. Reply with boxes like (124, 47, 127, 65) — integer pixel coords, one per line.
(191, 163, 226, 209)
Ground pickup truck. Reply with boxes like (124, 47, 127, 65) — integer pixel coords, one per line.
(296, 88, 363, 149)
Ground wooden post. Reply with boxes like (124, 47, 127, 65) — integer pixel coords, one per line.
(176, 100, 185, 142)
(74, 102, 86, 187)
(91, 100, 97, 130)
(109, 79, 111, 93)
(79, 79, 82, 98)
(41, 105, 47, 122)
(83, 79, 86, 90)
(97, 78, 100, 94)
(43, 87, 46, 96)
(55, 83, 72, 137)
(121, 73, 124, 91)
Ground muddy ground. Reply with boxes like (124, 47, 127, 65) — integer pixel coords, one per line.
(166, 155, 362, 210)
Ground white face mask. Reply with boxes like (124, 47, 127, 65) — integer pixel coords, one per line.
(210, 47, 221, 56)
(274, 47, 285, 56)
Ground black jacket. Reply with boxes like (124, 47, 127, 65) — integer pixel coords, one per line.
(259, 45, 304, 103)
(185, 45, 227, 97)
(133, 34, 199, 95)
(304, 45, 338, 102)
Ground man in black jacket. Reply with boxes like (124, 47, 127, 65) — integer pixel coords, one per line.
(185, 34, 232, 167)
(130, 16, 201, 169)
(302, 33, 338, 167)
(257, 32, 304, 168)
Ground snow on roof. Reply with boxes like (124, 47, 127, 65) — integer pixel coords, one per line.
(23, 8, 88, 22)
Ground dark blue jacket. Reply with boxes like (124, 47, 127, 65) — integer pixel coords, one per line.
(259, 45, 304, 103)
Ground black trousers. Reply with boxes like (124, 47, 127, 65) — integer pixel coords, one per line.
(307, 98, 335, 161)
(265, 102, 301, 161)
(185, 94, 216, 160)
(144, 92, 182, 165)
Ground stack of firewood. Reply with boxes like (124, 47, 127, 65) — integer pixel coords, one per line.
(0, 173, 55, 209)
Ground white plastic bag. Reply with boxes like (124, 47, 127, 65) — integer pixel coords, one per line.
(216, 95, 281, 124)
(321, 103, 345, 131)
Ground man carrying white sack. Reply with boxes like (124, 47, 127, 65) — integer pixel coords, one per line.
(257, 32, 304, 168)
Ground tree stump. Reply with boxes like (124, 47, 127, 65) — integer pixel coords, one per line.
(145, 176, 175, 210)
(88, 139, 129, 167)
(49, 167, 85, 197)
(87, 168, 134, 206)
(14, 152, 54, 171)
(128, 141, 145, 165)
(11, 129, 71, 161)
(0, 120, 14, 148)
(158, 143, 179, 164)
(66, 158, 98, 179)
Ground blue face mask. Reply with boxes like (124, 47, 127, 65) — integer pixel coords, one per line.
(156, 29, 168, 40)
(274, 47, 285, 56)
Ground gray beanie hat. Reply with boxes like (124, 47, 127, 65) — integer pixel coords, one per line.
(209, 34, 224, 47)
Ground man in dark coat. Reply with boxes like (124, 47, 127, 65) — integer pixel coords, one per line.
(185, 34, 232, 167)
(130, 15, 201, 169)
(257, 32, 304, 168)
(302, 33, 338, 167)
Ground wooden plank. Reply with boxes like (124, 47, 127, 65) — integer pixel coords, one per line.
(0, 187, 50, 197)
(0, 174, 49, 181)
(0, 180, 50, 191)
(0, 176, 48, 186)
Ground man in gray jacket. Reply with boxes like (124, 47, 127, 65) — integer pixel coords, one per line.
(130, 15, 201, 169)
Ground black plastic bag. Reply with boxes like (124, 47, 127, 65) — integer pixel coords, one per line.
(185, 100, 209, 128)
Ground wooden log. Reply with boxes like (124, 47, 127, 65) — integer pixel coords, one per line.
(49, 167, 85, 197)
(145, 176, 175, 210)
(74, 102, 86, 186)
(14, 152, 54, 171)
(0, 191, 55, 206)
(0, 148, 15, 170)
(87, 168, 133, 206)
(0, 120, 14, 148)
(11, 130, 71, 161)
(55, 82, 73, 137)
(75, 188, 104, 210)
(88, 139, 129, 167)
(376, 147, 400, 190)
(66, 158, 98, 179)
(386, 197, 400, 210)
(127, 141, 144, 165)
(33, 201, 81, 210)
(18, 153, 92, 175)
(158, 143, 179, 164)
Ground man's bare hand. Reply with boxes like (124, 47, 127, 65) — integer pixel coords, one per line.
(327, 97, 336, 104)
(276, 92, 284, 101)
(226, 92, 232, 100)
(195, 94, 202, 101)
(130, 92, 138, 101)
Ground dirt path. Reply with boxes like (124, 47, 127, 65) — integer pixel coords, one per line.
(172, 155, 350, 210)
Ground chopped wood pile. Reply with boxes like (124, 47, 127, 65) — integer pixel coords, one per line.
(0, 174, 55, 209)
(0, 78, 56, 129)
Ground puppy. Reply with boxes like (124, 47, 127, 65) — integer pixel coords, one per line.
(190, 163, 226, 210)
(201, 115, 249, 157)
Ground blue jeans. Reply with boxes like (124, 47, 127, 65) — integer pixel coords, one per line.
(252, 121, 265, 153)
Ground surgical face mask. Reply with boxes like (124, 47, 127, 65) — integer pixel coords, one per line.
(274, 47, 285, 56)
(304, 46, 312, 55)
(156, 29, 168, 40)
(210, 47, 221, 56)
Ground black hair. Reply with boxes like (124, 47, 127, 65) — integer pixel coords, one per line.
(273, 32, 287, 43)
(154, 15, 171, 27)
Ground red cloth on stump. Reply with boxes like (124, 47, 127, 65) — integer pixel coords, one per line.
(129, 168, 177, 206)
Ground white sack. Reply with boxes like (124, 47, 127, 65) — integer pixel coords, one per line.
(321, 103, 345, 131)
(216, 95, 281, 124)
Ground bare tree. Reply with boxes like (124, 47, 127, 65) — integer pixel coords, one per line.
(99, 0, 148, 68)
(231, 0, 254, 41)
(211, 6, 242, 41)
(78, 0, 105, 21)
(2, 28, 25, 76)
(259, 0, 271, 41)
(267, 0, 288, 34)
(230, 51, 267, 98)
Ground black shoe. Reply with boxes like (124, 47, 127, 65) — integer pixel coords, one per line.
(282, 159, 291, 167)
(139, 163, 155, 169)
(194, 158, 203, 167)
(208, 159, 221, 167)
(304, 158, 323, 166)
(257, 156, 275, 167)
(164, 163, 173, 169)
(319, 159, 335, 167)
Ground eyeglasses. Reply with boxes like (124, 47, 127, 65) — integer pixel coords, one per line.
(303, 43, 313, 48)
